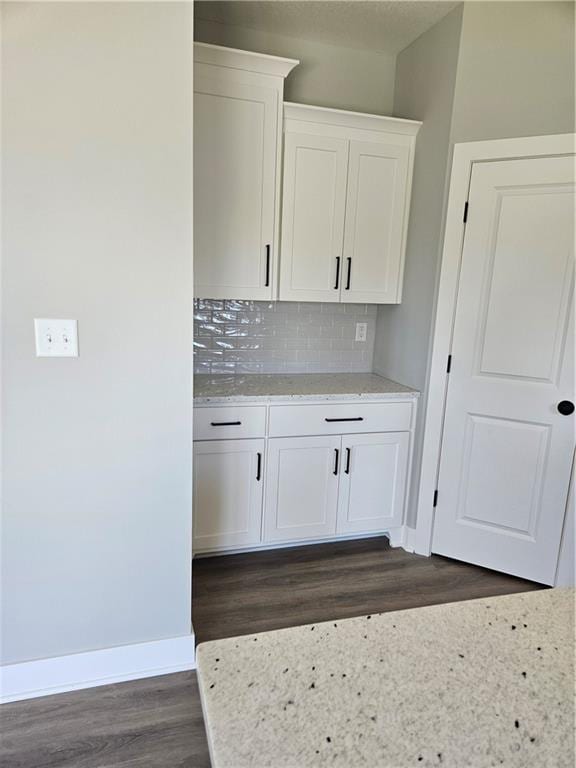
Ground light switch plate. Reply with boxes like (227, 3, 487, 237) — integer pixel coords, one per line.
(34, 319, 79, 357)
(355, 322, 368, 343)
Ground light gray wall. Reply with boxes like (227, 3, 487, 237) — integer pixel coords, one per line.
(375, 1, 575, 530)
(450, 1, 575, 143)
(373, 6, 464, 527)
(1, 2, 193, 664)
(194, 301, 377, 375)
(194, 18, 396, 114)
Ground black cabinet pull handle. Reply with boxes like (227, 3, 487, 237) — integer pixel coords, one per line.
(558, 400, 575, 415)
(333, 448, 339, 475)
(256, 452, 262, 481)
(325, 417, 364, 423)
(265, 245, 271, 287)
(345, 447, 351, 474)
(334, 257, 341, 290)
(345, 257, 352, 290)
(210, 421, 241, 427)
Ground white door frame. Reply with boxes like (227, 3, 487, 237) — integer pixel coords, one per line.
(415, 133, 575, 559)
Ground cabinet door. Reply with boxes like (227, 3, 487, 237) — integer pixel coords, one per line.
(193, 439, 264, 552)
(264, 436, 341, 542)
(342, 140, 410, 303)
(194, 76, 277, 300)
(279, 133, 348, 302)
(337, 432, 409, 534)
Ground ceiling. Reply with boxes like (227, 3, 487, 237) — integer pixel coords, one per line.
(194, 1, 461, 55)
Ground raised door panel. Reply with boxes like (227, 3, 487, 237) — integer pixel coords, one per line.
(343, 140, 410, 303)
(279, 133, 348, 302)
(264, 436, 340, 542)
(193, 439, 264, 552)
(337, 432, 409, 534)
(194, 76, 277, 300)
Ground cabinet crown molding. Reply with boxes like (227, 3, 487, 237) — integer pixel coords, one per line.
(194, 42, 299, 79)
(284, 102, 422, 137)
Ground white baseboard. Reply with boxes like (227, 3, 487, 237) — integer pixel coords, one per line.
(403, 526, 417, 553)
(387, 525, 417, 552)
(194, 530, 390, 558)
(386, 527, 405, 548)
(0, 634, 195, 704)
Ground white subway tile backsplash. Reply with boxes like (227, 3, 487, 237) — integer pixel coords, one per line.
(193, 300, 377, 374)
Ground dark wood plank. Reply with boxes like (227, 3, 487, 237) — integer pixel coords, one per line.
(192, 537, 544, 644)
(0, 672, 211, 768)
(1, 538, 543, 767)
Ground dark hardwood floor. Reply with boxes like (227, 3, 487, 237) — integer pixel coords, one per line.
(1, 538, 543, 768)
(192, 536, 544, 644)
(1, 672, 209, 768)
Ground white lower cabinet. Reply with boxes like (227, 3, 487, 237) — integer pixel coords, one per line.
(264, 436, 341, 543)
(193, 399, 415, 554)
(263, 431, 410, 546)
(193, 439, 264, 552)
(337, 432, 409, 534)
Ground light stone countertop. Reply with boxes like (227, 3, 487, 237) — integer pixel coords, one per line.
(193, 373, 419, 404)
(196, 589, 575, 768)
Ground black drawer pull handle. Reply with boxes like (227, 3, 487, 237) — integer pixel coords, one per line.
(325, 417, 364, 423)
(210, 421, 242, 427)
(256, 452, 262, 481)
(334, 257, 341, 290)
(265, 245, 271, 287)
(333, 448, 339, 475)
(345, 257, 352, 290)
(345, 447, 351, 474)
(558, 400, 575, 415)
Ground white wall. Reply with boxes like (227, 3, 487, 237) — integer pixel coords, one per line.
(373, 6, 464, 527)
(194, 18, 396, 114)
(1, 2, 193, 664)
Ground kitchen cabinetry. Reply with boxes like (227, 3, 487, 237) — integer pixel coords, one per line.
(264, 436, 341, 542)
(337, 432, 409, 534)
(192, 396, 417, 554)
(264, 431, 409, 544)
(193, 43, 298, 301)
(193, 438, 264, 550)
(279, 103, 421, 304)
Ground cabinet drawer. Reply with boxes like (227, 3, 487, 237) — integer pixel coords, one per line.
(268, 401, 412, 437)
(194, 406, 266, 441)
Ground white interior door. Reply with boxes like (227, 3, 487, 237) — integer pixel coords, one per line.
(279, 133, 348, 302)
(342, 140, 410, 303)
(193, 439, 264, 551)
(337, 432, 409, 534)
(433, 155, 575, 584)
(264, 436, 340, 542)
(194, 76, 277, 300)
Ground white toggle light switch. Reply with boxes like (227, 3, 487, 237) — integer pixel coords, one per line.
(355, 322, 368, 342)
(34, 319, 79, 357)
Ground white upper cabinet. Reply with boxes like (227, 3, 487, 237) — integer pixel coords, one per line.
(279, 133, 348, 302)
(343, 141, 411, 303)
(194, 44, 298, 301)
(280, 103, 421, 304)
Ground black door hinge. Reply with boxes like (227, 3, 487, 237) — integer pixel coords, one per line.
(463, 201, 469, 223)
(446, 354, 452, 373)
(433, 490, 439, 507)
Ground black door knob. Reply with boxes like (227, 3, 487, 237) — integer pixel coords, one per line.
(557, 400, 575, 416)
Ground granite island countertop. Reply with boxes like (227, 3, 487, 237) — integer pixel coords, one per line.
(196, 589, 574, 768)
(194, 373, 419, 404)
